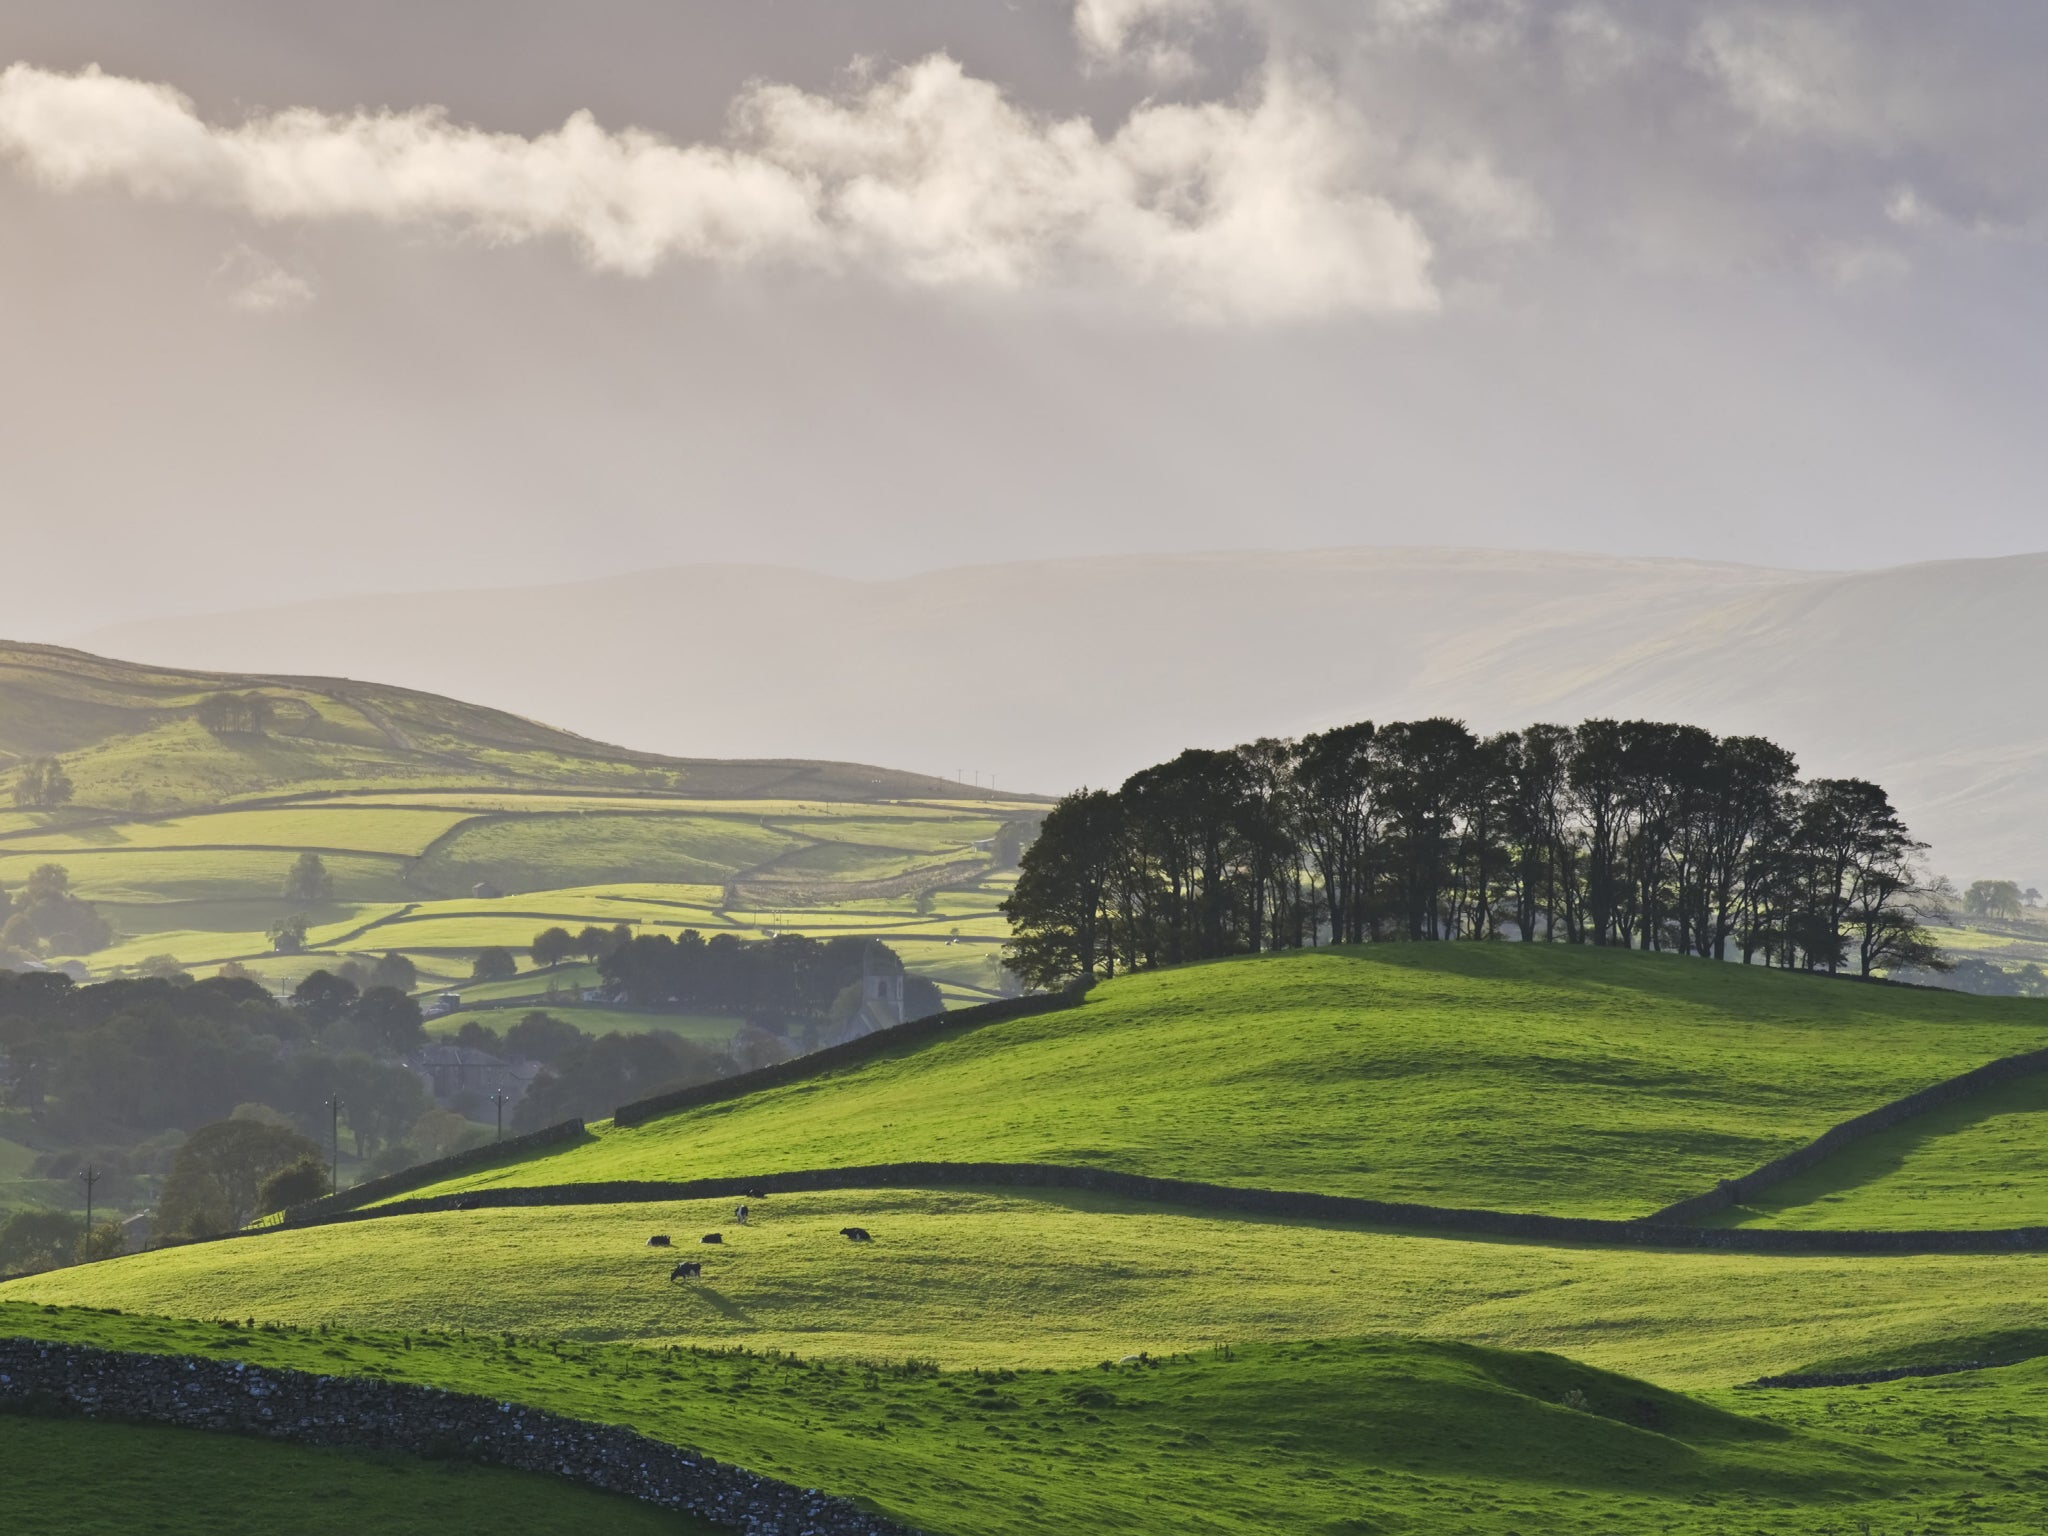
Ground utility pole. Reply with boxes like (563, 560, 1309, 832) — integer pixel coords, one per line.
(325, 1095, 343, 1194)
(491, 1088, 510, 1142)
(78, 1165, 100, 1251)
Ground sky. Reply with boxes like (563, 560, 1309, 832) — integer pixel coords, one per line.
(3, 1, 2047, 637)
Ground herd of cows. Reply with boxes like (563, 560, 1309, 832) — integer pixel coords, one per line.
(648, 1202, 875, 1283)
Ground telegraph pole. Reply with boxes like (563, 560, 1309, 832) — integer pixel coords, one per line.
(78, 1165, 100, 1251)
(325, 1095, 343, 1194)
(491, 1088, 510, 1142)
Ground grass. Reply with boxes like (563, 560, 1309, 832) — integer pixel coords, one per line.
(388, 945, 2048, 1219)
(0, 805, 476, 856)
(18, 1189, 2048, 1390)
(0, 1413, 724, 1536)
(0, 641, 1019, 977)
(1722, 1069, 2048, 1230)
(0, 1302, 1945, 1536)
(412, 813, 803, 894)
(429, 1006, 742, 1048)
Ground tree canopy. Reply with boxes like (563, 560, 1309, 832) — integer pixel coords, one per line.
(1004, 717, 1944, 989)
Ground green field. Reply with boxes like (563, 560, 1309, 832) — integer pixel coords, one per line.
(18, 1299, 2048, 1535)
(1722, 1068, 2048, 1230)
(0, 1302, 1956, 1536)
(429, 1005, 743, 1048)
(17, 1188, 2048, 1388)
(18, 639, 2048, 1535)
(20, 945, 2048, 1531)
(0, 640, 1035, 1002)
(0, 1412, 721, 1536)
(386, 945, 2048, 1219)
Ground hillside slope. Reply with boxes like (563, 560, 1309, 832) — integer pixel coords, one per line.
(78, 546, 2048, 876)
(0, 639, 977, 809)
(393, 945, 2048, 1218)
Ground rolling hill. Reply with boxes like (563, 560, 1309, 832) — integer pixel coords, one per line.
(0, 640, 1036, 1009)
(76, 546, 2048, 881)
(381, 944, 2048, 1219)
(17, 944, 2048, 1534)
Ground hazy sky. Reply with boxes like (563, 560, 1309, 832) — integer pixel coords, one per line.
(4, 1, 2046, 637)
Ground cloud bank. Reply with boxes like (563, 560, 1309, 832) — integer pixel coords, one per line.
(4, 3, 2041, 320)
(0, 55, 1445, 322)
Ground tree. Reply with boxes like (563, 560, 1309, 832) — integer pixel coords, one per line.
(157, 1118, 323, 1238)
(268, 914, 311, 954)
(512, 1032, 717, 1132)
(503, 1010, 587, 1063)
(0, 862, 112, 955)
(12, 757, 74, 811)
(282, 852, 332, 902)
(471, 946, 517, 982)
(325, 1054, 430, 1159)
(194, 692, 276, 738)
(1964, 880, 2026, 924)
(531, 926, 576, 970)
(1003, 790, 1125, 987)
(290, 970, 359, 1029)
(369, 951, 418, 993)
(0, 1209, 78, 1277)
(345, 986, 425, 1056)
(255, 1157, 330, 1215)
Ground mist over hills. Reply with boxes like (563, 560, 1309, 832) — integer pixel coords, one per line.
(79, 547, 2048, 882)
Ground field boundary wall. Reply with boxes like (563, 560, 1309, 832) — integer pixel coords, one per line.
(0, 1337, 915, 1536)
(610, 983, 1091, 1128)
(276, 1116, 588, 1226)
(1648, 1043, 2048, 1225)
(280, 1158, 2048, 1256)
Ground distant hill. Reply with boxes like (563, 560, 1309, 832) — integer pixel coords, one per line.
(0, 639, 978, 809)
(79, 547, 2048, 880)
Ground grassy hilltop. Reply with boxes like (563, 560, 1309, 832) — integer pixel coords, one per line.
(392, 944, 2048, 1218)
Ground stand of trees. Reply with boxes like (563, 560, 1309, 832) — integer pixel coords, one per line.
(1004, 718, 1945, 989)
(597, 930, 942, 1023)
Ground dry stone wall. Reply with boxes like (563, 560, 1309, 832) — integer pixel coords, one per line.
(0, 1337, 919, 1536)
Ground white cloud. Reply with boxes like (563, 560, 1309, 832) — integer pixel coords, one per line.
(0, 57, 1443, 323)
(1072, 0, 1212, 79)
(1687, 9, 1874, 142)
(213, 243, 315, 312)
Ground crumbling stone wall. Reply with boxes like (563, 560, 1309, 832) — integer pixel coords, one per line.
(0, 1338, 918, 1536)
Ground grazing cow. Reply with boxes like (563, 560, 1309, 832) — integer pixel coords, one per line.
(646, 1234, 671, 1247)
(701, 1232, 723, 1244)
(733, 1203, 749, 1225)
(453, 1196, 479, 1212)
(742, 1189, 766, 1200)
(839, 1226, 873, 1243)
(669, 1261, 702, 1281)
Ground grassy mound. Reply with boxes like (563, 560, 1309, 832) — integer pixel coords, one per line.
(393, 945, 2048, 1218)
(1724, 1069, 2048, 1230)
(1, 1413, 720, 1536)
(0, 1303, 1911, 1536)
(16, 1190, 2048, 1388)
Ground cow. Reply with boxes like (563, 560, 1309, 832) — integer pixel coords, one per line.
(733, 1203, 750, 1225)
(669, 1261, 702, 1281)
(701, 1232, 724, 1244)
(840, 1226, 873, 1243)
(646, 1234, 671, 1247)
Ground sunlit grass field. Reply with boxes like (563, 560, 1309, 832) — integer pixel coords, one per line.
(0, 1301, 1973, 1536)
(18, 1188, 2048, 1388)
(1723, 1068, 2048, 1231)
(390, 945, 2048, 1219)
